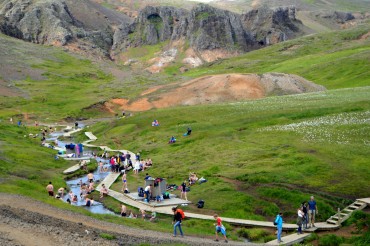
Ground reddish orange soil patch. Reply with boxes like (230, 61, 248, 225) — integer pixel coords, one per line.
(108, 74, 265, 111)
(107, 73, 324, 112)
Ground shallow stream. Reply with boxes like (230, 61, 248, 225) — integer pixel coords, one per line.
(49, 127, 117, 215)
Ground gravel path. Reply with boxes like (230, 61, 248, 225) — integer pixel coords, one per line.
(0, 193, 252, 246)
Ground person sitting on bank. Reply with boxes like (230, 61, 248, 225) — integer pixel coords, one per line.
(183, 127, 192, 136)
(189, 172, 199, 185)
(168, 136, 176, 144)
(152, 120, 160, 126)
(100, 184, 108, 198)
(121, 204, 127, 217)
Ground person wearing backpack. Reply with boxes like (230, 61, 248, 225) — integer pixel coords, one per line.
(274, 212, 284, 243)
(172, 207, 184, 237)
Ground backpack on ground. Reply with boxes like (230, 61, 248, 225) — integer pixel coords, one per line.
(197, 200, 205, 208)
(138, 187, 144, 197)
(163, 192, 170, 199)
(177, 208, 185, 220)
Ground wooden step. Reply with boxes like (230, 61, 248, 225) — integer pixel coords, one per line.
(331, 215, 340, 220)
(341, 210, 351, 214)
(349, 205, 360, 209)
(327, 219, 338, 224)
(354, 201, 365, 206)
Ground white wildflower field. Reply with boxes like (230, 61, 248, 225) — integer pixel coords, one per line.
(261, 111, 370, 145)
(241, 86, 370, 145)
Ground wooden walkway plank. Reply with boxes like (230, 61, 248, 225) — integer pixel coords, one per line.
(63, 128, 82, 137)
(63, 164, 82, 174)
(42, 143, 65, 152)
(96, 173, 120, 191)
(85, 132, 97, 140)
(357, 198, 370, 205)
(266, 233, 311, 245)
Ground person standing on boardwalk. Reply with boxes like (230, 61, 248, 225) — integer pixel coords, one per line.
(297, 207, 304, 234)
(46, 182, 54, 197)
(172, 207, 184, 237)
(144, 184, 152, 203)
(181, 180, 188, 201)
(301, 201, 308, 229)
(274, 212, 283, 244)
(308, 196, 318, 228)
(213, 214, 228, 243)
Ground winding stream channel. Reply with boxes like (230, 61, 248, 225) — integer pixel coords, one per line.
(48, 128, 116, 215)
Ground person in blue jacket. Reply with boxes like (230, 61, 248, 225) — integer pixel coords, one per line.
(275, 212, 284, 243)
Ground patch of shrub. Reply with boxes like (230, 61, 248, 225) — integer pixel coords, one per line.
(304, 233, 319, 243)
(237, 228, 268, 241)
(263, 235, 276, 243)
(318, 234, 344, 246)
(99, 233, 116, 240)
(343, 210, 370, 233)
(348, 231, 370, 245)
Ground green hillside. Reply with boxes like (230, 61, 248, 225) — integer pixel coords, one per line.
(87, 86, 370, 220)
(177, 25, 370, 90)
(0, 16, 369, 243)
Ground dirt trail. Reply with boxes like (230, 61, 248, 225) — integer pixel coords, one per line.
(0, 193, 249, 246)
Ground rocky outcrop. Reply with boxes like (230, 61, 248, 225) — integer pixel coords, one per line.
(0, 0, 131, 57)
(0, 0, 74, 45)
(316, 11, 355, 24)
(241, 5, 302, 45)
(112, 4, 302, 58)
(0, 1, 302, 60)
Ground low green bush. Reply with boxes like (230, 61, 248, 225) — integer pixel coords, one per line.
(237, 228, 268, 241)
(304, 233, 319, 243)
(99, 233, 116, 240)
(318, 234, 344, 246)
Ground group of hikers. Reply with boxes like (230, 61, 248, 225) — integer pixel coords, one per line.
(171, 206, 228, 242)
(274, 196, 318, 243)
(98, 152, 153, 174)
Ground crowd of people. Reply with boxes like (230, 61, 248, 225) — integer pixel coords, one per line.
(97, 152, 153, 174)
(42, 121, 325, 244)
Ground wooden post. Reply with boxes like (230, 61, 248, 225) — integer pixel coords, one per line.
(337, 208, 341, 225)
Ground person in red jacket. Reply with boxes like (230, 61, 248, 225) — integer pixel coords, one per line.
(214, 214, 228, 243)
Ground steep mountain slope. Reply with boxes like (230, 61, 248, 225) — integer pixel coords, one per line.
(0, 0, 132, 58)
(1, 0, 367, 70)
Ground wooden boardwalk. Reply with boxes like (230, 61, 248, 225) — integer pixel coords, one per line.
(266, 233, 311, 245)
(63, 128, 82, 137)
(97, 172, 299, 229)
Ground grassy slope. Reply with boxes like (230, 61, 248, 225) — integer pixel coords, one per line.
(173, 25, 370, 90)
(87, 86, 370, 221)
(0, 124, 221, 238)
